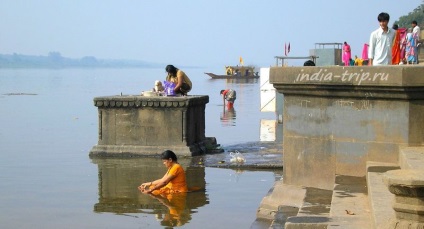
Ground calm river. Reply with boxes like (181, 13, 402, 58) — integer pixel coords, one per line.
(0, 67, 281, 228)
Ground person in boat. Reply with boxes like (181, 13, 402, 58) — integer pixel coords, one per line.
(138, 150, 188, 195)
(165, 65, 192, 96)
(220, 89, 236, 109)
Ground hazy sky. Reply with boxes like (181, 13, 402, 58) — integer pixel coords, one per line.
(0, 0, 421, 68)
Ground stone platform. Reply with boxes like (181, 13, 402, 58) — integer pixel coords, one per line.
(89, 95, 213, 157)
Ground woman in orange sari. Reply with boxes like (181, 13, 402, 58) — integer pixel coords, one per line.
(138, 150, 188, 195)
(392, 24, 401, 64)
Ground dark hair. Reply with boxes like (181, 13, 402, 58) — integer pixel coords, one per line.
(392, 24, 399, 30)
(303, 60, 316, 66)
(161, 150, 178, 161)
(377, 12, 390, 22)
(165, 65, 178, 77)
(220, 90, 225, 95)
(412, 20, 418, 25)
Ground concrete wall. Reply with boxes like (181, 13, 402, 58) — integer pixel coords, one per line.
(90, 95, 209, 157)
(270, 66, 424, 190)
(310, 48, 342, 66)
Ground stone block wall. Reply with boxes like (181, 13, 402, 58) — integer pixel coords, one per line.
(270, 66, 424, 190)
(89, 95, 209, 157)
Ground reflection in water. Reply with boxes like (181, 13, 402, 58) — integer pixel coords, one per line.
(225, 78, 258, 84)
(91, 157, 207, 227)
(220, 106, 236, 126)
(228, 169, 245, 183)
(151, 192, 190, 227)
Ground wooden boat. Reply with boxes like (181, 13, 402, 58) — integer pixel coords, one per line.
(205, 65, 259, 79)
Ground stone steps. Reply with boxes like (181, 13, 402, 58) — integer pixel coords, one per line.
(284, 176, 372, 229)
(259, 176, 372, 228)
(284, 187, 332, 228)
(327, 175, 371, 229)
(366, 162, 400, 229)
(254, 147, 423, 229)
(254, 181, 306, 229)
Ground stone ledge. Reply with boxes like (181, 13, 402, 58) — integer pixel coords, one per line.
(270, 66, 424, 99)
(366, 162, 400, 229)
(93, 95, 209, 108)
(284, 216, 329, 229)
(399, 147, 424, 170)
(384, 169, 424, 187)
(89, 144, 205, 157)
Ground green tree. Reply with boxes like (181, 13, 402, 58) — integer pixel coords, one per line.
(394, 1, 424, 28)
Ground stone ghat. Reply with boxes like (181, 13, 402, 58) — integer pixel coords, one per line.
(253, 66, 424, 228)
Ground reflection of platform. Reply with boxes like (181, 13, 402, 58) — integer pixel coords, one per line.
(91, 157, 208, 216)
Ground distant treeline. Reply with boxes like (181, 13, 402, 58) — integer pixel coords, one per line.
(0, 52, 162, 68)
(394, 1, 424, 28)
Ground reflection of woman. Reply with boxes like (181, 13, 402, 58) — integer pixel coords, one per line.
(138, 150, 188, 195)
(165, 65, 192, 96)
(220, 107, 236, 127)
(152, 193, 191, 227)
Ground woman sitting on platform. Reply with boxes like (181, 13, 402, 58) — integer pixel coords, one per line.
(165, 65, 192, 96)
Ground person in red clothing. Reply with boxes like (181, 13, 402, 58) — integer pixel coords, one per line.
(220, 89, 236, 109)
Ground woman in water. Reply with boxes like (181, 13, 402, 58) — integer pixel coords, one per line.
(138, 150, 188, 195)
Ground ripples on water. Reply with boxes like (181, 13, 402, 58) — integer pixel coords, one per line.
(0, 68, 281, 228)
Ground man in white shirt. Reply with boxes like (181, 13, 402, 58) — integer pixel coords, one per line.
(412, 20, 421, 63)
(368, 12, 396, 66)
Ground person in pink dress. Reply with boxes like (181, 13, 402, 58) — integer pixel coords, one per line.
(342, 42, 352, 66)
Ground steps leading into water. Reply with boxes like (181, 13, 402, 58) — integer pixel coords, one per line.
(255, 147, 424, 228)
(254, 181, 306, 228)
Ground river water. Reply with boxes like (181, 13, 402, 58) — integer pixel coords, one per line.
(0, 67, 281, 228)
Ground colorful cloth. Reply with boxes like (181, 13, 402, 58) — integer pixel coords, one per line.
(362, 43, 369, 60)
(392, 29, 401, 64)
(354, 58, 364, 66)
(342, 43, 351, 66)
(405, 32, 417, 63)
(398, 28, 407, 61)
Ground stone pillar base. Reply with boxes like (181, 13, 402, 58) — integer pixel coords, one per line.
(89, 143, 205, 157)
(89, 137, 223, 157)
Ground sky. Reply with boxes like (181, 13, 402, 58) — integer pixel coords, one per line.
(0, 0, 422, 69)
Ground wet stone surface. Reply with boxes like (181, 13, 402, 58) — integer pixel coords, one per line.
(191, 141, 284, 170)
